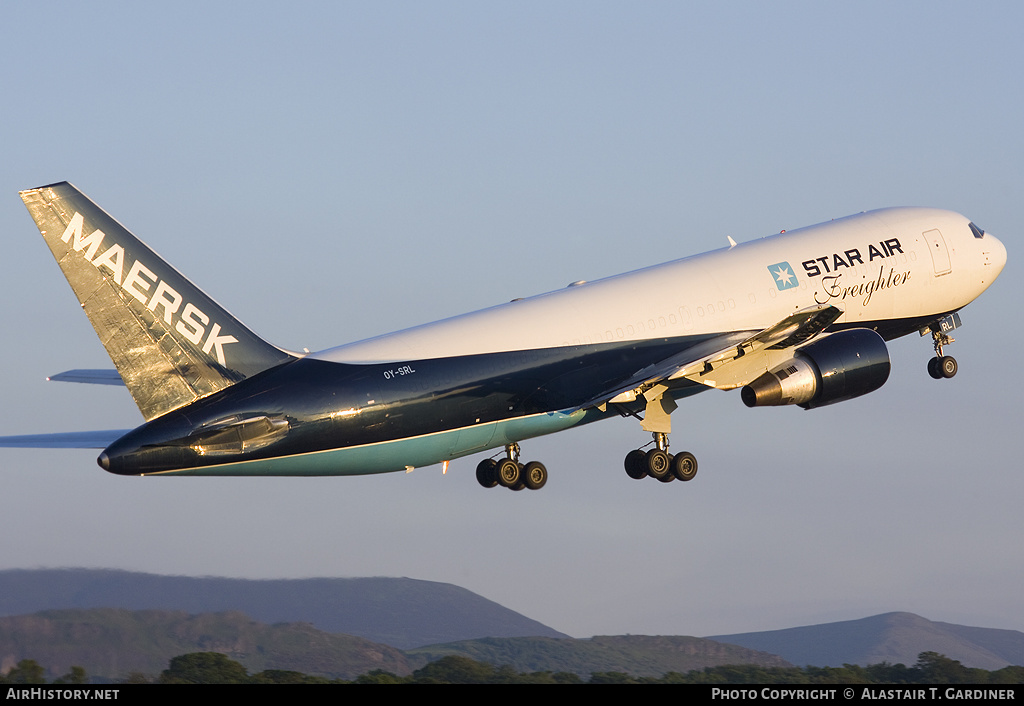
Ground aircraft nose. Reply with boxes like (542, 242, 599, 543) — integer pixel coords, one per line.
(985, 232, 1007, 278)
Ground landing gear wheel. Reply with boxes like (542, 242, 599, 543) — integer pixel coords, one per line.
(940, 355, 958, 378)
(927, 357, 943, 379)
(496, 459, 522, 488)
(511, 481, 526, 491)
(624, 450, 648, 480)
(645, 449, 671, 481)
(672, 452, 698, 482)
(476, 459, 498, 488)
(523, 461, 548, 490)
(657, 461, 676, 483)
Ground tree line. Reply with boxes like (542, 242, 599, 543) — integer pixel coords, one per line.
(3, 651, 1023, 684)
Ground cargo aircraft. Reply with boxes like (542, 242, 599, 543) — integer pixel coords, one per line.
(0, 182, 1007, 490)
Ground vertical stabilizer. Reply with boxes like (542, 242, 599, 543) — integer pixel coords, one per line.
(20, 182, 296, 420)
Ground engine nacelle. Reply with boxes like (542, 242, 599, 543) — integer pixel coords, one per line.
(740, 328, 890, 409)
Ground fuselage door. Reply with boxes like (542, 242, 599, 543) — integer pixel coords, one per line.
(922, 229, 952, 276)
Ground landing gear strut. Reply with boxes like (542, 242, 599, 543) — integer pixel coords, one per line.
(476, 443, 547, 491)
(926, 316, 959, 380)
(621, 385, 698, 484)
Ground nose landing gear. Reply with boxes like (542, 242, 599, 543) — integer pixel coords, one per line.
(925, 314, 961, 380)
(927, 352, 957, 379)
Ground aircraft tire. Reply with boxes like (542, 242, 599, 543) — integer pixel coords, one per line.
(624, 450, 647, 479)
(476, 459, 498, 488)
(672, 451, 698, 481)
(645, 450, 671, 480)
(496, 458, 522, 488)
(940, 355, 958, 378)
(523, 461, 548, 490)
(927, 357, 943, 379)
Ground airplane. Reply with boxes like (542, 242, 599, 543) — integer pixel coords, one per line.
(0, 182, 1007, 490)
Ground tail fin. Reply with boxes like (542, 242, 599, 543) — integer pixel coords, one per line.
(20, 182, 296, 420)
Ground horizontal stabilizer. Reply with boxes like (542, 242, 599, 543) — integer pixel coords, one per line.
(47, 369, 126, 386)
(0, 430, 128, 449)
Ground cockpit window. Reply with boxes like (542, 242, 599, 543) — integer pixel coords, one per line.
(969, 222, 985, 239)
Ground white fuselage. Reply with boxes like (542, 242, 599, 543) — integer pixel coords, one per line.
(316, 208, 1005, 366)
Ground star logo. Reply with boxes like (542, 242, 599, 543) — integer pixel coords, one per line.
(768, 262, 798, 290)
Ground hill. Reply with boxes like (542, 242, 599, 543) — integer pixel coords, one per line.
(3, 569, 1021, 676)
(0, 608, 409, 680)
(406, 634, 792, 677)
(0, 569, 565, 649)
(709, 612, 1024, 669)
(0, 608, 788, 681)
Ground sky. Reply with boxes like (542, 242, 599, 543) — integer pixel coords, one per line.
(0, 1, 1021, 640)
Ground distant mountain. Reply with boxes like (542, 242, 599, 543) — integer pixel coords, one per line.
(407, 634, 792, 677)
(0, 608, 408, 680)
(4, 570, 1021, 675)
(0, 608, 789, 681)
(0, 569, 567, 650)
(709, 612, 1024, 669)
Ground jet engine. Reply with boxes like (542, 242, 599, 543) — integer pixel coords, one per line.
(740, 328, 890, 409)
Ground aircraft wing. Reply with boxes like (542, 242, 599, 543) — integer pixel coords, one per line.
(0, 430, 129, 449)
(47, 369, 126, 386)
(670, 304, 843, 388)
(581, 304, 843, 410)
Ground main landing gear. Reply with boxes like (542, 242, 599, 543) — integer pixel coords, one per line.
(476, 443, 548, 491)
(926, 316, 960, 380)
(624, 432, 698, 483)
(620, 384, 698, 485)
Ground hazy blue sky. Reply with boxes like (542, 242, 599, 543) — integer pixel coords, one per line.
(0, 2, 1021, 640)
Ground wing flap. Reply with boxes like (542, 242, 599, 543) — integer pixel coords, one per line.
(671, 304, 842, 388)
(580, 305, 842, 409)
